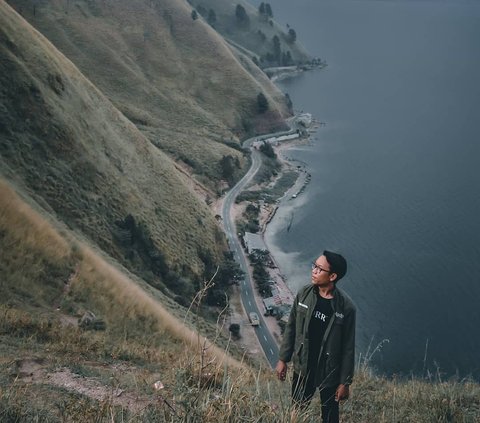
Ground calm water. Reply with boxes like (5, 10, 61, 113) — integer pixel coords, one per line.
(259, 0, 480, 378)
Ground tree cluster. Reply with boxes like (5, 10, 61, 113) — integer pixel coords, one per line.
(258, 2, 273, 20)
(201, 250, 244, 308)
(235, 4, 249, 26)
(260, 36, 294, 67)
(249, 251, 273, 297)
(288, 28, 297, 43)
(220, 154, 241, 186)
(114, 214, 196, 306)
(259, 141, 276, 159)
(195, 5, 216, 26)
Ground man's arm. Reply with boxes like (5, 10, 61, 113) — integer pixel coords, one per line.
(339, 307, 356, 386)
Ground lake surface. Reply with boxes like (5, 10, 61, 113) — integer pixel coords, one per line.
(258, 0, 480, 379)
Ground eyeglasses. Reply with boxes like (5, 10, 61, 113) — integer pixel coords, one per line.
(311, 262, 332, 273)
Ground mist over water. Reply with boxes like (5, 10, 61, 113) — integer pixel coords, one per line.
(259, 0, 480, 378)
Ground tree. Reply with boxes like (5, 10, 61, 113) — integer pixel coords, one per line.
(265, 3, 273, 17)
(258, 2, 265, 15)
(257, 92, 269, 114)
(229, 323, 241, 338)
(191, 10, 198, 20)
(282, 51, 293, 66)
(257, 30, 267, 42)
(220, 155, 236, 184)
(285, 93, 293, 113)
(207, 9, 216, 25)
(288, 28, 297, 43)
(235, 4, 249, 26)
(235, 4, 246, 20)
(259, 141, 275, 158)
(272, 35, 281, 63)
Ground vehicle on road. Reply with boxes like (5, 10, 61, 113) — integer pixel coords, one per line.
(249, 312, 260, 326)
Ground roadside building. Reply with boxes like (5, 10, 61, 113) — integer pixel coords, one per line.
(262, 285, 294, 316)
(243, 232, 268, 255)
(262, 297, 277, 316)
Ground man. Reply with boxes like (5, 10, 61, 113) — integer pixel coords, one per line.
(275, 250, 356, 423)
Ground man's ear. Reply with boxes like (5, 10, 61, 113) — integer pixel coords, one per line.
(330, 272, 338, 283)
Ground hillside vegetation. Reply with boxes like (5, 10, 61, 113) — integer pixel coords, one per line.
(6, 0, 291, 186)
(190, 0, 311, 67)
(1, 0, 235, 304)
(1, 180, 479, 422)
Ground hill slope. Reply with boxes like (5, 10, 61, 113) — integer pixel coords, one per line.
(0, 1, 224, 295)
(191, 0, 311, 67)
(7, 0, 291, 187)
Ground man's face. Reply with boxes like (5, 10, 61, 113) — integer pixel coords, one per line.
(311, 255, 337, 287)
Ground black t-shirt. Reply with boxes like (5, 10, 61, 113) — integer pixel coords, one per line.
(307, 293, 332, 371)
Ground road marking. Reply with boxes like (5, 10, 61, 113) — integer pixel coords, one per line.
(270, 349, 274, 355)
(246, 290, 249, 295)
(243, 281, 246, 285)
(263, 335, 267, 341)
(248, 301, 251, 306)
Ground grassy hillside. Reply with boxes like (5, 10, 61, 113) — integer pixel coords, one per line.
(7, 0, 291, 187)
(0, 1, 229, 301)
(2, 180, 479, 422)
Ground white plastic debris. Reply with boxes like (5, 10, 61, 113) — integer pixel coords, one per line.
(153, 381, 164, 390)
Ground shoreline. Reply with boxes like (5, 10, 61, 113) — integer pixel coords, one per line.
(264, 61, 327, 83)
(238, 120, 320, 342)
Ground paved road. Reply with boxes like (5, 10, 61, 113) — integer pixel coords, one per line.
(221, 129, 297, 368)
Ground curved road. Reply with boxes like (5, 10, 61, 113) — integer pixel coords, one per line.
(221, 127, 297, 368)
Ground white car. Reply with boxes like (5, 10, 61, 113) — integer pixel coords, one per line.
(249, 312, 260, 326)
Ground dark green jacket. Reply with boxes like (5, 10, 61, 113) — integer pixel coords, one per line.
(279, 284, 356, 387)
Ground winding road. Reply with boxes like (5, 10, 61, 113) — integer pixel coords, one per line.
(221, 127, 297, 368)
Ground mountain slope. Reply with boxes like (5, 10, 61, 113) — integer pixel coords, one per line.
(0, 1, 223, 291)
(191, 0, 311, 66)
(7, 0, 291, 187)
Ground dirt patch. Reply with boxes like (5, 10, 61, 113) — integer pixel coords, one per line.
(13, 359, 159, 413)
(47, 368, 155, 412)
(14, 358, 46, 383)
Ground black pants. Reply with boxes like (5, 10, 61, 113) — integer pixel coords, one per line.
(292, 372, 339, 423)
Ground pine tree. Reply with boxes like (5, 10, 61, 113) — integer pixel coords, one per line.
(257, 93, 269, 114)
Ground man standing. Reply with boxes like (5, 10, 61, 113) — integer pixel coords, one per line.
(275, 250, 356, 423)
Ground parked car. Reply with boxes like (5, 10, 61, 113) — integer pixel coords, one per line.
(249, 312, 260, 326)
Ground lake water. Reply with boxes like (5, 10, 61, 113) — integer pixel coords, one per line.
(258, 0, 480, 379)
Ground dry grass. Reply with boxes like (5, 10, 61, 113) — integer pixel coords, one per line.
(73, 244, 243, 370)
(0, 177, 241, 365)
(0, 181, 70, 261)
(1, 1, 226, 280)
(0, 201, 478, 422)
